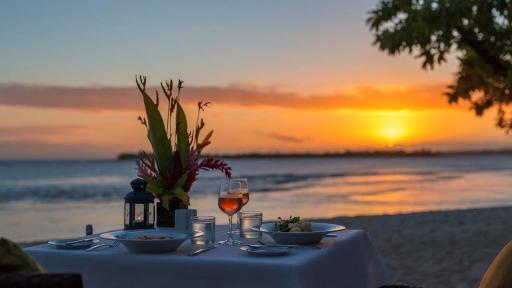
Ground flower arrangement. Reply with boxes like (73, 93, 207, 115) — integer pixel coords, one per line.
(135, 75, 231, 210)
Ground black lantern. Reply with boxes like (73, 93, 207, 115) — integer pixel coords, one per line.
(124, 178, 155, 230)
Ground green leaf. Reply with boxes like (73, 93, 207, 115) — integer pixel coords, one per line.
(171, 187, 190, 206)
(160, 194, 171, 210)
(175, 172, 188, 189)
(144, 177, 167, 196)
(142, 92, 174, 174)
(170, 174, 190, 206)
(176, 102, 189, 172)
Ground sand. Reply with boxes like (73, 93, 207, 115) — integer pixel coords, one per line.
(322, 206, 512, 288)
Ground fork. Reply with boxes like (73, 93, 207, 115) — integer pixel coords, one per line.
(257, 240, 321, 249)
(86, 240, 120, 252)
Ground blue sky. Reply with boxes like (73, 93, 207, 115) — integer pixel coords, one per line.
(0, 0, 454, 92)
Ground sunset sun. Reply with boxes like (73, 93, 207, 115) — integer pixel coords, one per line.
(379, 123, 406, 141)
(374, 112, 409, 144)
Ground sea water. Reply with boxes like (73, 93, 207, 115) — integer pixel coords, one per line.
(2, 155, 512, 242)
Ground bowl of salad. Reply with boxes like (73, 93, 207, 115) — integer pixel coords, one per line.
(100, 228, 202, 253)
(252, 216, 345, 245)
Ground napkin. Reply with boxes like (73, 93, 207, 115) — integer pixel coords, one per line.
(175, 209, 197, 231)
(0, 238, 45, 273)
(480, 240, 512, 288)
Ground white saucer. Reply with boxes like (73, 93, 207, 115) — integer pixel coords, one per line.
(48, 238, 99, 249)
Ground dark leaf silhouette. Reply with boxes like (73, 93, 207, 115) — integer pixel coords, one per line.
(368, 0, 512, 131)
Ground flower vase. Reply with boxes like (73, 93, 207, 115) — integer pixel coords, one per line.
(156, 198, 188, 228)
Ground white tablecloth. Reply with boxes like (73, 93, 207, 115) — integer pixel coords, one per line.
(25, 226, 389, 288)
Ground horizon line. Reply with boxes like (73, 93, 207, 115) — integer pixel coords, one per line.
(3, 148, 512, 161)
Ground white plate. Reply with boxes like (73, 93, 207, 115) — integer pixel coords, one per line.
(100, 228, 202, 254)
(240, 246, 288, 256)
(252, 222, 345, 245)
(48, 238, 99, 249)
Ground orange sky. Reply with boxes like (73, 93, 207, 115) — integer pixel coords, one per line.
(0, 82, 510, 159)
(0, 1, 511, 159)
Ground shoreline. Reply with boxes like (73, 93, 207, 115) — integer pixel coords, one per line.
(118, 149, 512, 160)
(4, 150, 512, 162)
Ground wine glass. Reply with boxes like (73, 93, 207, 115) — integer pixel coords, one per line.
(218, 181, 243, 245)
(237, 178, 249, 207)
(230, 178, 248, 235)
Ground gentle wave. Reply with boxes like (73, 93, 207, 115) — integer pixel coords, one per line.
(0, 171, 461, 202)
(1, 155, 512, 202)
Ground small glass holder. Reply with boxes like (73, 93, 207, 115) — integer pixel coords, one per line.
(239, 211, 262, 239)
(191, 216, 215, 245)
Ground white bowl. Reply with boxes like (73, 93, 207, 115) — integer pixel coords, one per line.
(100, 228, 202, 254)
(253, 222, 345, 245)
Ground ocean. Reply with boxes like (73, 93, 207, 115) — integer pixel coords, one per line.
(2, 155, 512, 242)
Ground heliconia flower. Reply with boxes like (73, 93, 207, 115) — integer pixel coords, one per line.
(162, 171, 175, 189)
(198, 100, 211, 112)
(136, 159, 155, 179)
(198, 157, 232, 178)
(136, 76, 232, 206)
(137, 116, 148, 128)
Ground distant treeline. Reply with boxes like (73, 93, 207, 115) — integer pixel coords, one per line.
(117, 149, 512, 160)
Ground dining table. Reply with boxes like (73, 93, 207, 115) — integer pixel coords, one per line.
(25, 225, 389, 288)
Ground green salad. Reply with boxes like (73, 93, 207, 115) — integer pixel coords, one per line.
(275, 216, 312, 232)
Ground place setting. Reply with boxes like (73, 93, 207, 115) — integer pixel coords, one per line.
(21, 76, 388, 288)
(44, 176, 344, 258)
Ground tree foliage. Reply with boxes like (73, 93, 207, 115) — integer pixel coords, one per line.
(367, 0, 512, 130)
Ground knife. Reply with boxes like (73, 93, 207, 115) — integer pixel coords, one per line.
(65, 238, 97, 245)
(250, 244, 321, 249)
(188, 244, 217, 256)
(253, 243, 299, 248)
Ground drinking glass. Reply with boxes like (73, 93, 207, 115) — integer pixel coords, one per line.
(218, 181, 243, 245)
(191, 216, 215, 245)
(239, 211, 262, 238)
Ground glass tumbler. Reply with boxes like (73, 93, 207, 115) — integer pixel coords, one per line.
(191, 216, 215, 245)
(239, 211, 262, 239)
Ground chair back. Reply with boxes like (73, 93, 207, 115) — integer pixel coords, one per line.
(480, 240, 512, 288)
(0, 273, 83, 288)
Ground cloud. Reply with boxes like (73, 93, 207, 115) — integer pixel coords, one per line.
(267, 133, 306, 143)
(0, 126, 87, 144)
(0, 82, 457, 111)
(0, 84, 139, 110)
(0, 140, 116, 160)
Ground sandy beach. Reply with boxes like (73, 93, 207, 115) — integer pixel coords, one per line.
(323, 206, 512, 287)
